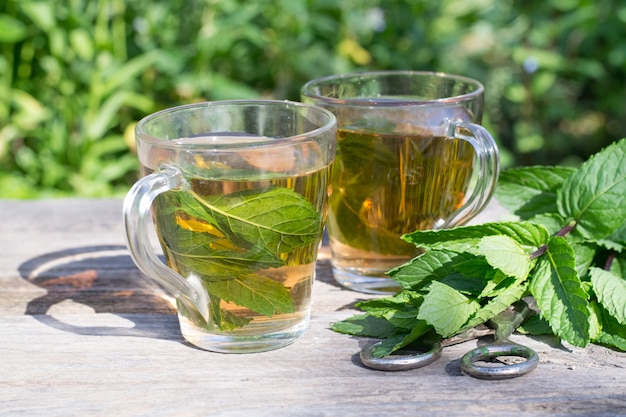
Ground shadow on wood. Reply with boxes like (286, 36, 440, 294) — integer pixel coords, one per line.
(18, 244, 182, 341)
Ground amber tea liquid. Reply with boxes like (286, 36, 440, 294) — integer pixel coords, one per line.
(328, 128, 475, 292)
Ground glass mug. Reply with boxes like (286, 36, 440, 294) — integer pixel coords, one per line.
(123, 100, 336, 353)
(301, 71, 499, 294)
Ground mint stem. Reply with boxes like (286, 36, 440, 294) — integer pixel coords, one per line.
(556, 221, 577, 237)
(604, 252, 617, 271)
(530, 221, 577, 260)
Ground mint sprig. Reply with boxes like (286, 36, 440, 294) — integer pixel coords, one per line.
(156, 186, 322, 330)
(332, 138, 626, 356)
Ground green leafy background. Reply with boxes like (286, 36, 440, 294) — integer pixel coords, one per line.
(2, 0, 626, 198)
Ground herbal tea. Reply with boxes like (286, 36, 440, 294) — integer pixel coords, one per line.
(148, 166, 330, 338)
(328, 127, 475, 280)
(124, 100, 336, 352)
(302, 71, 499, 294)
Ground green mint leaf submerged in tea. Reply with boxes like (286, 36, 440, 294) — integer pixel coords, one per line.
(191, 187, 322, 254)
(204, 273, 295, 317)
(332, 137, 626, 356)
(155, 184, 323, 331)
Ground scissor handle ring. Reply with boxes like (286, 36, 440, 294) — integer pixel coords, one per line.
(460, 343, 539, 380)
(359, 341, 442, 371)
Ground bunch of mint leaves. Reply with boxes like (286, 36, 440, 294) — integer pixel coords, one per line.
(155, 186, 322, 330)
(332, 138, 626, 357)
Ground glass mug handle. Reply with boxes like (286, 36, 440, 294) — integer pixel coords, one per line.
(122, 164, 209, 322)
(438, 120, 500, 229)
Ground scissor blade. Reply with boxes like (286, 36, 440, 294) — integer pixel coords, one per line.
(490, 299, 536, 341)
(441, 325, 494, 347)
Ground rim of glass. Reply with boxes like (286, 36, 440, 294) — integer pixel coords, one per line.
(301, 70, 485, 107)
(135, 99, 337, 149)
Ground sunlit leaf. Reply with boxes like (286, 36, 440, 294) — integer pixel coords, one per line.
(589, 267, 626, 325)
(417, 281, 480, 337)
(496, 166, 575, 219)
(462, 281, 528, 331)
(355, 291, 422, 330)
(530, 236, 590, 347)
(558, 140, 626, 240)
(190, 187, 322, 255)
(388, 250, 470, 291)
(477, 235, 533, 279)
(330, 314, 398, 339)
(403, 221, 550, 249)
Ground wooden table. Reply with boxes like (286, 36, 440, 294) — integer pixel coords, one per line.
(1, 199, 625, 416)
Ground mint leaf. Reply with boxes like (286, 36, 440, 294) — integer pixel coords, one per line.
(599, 222, 626, 251)
(595, 328, 626, 351)
(204, 273, 294, 317)
(402, 221, 550, 249)
(371, 321, 433, 358)
(589, 267, 626, 325)
(180, 247, 284, 280)
(192, 187, 322, 254)
(155, 186, 322, 330)
(207, 294, 253, 331)
(462, 281, 529, 331)
(417, 281, 480, 337)
(326, 191, 417, 256)
(591, 302, 626, 351)
(205, 293, 252, 330)
(558, 139, 626, 241)
(496, 166, 575, 219)
(571, 242, 597, 280)
(388, 250, 471, 291)
(331, 314, 399, 339)
(518, 314, 554, 336)
(530, 236, 590, 347)
(478, 270, 515, 298)
(355, 291, 422, 330)
(441, 272, 490, 296)
(338, 123, 397, 176)
(587, 302, 603, 340)
(485, 222, 552, 247)
(526, 212, 568, 236)
(389, 250, 491, 295)
(174, 191, 219, 226)
(476, 235, 534, 279)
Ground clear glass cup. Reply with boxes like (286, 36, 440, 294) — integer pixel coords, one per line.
(302, 71, 499, 294)
(123, 100, 336, 353)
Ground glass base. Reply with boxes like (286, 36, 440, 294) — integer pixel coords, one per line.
(178, 315, 310, 353)
(331, 266, 401, 294)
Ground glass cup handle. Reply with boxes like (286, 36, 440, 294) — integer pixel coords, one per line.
(438, 120, 500, 229)
(122, 164, 209, 322)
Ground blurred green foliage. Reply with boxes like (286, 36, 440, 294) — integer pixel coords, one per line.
(1, 0, 625, 198)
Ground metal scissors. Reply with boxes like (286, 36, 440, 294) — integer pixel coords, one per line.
(360, 299, 539, 379)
